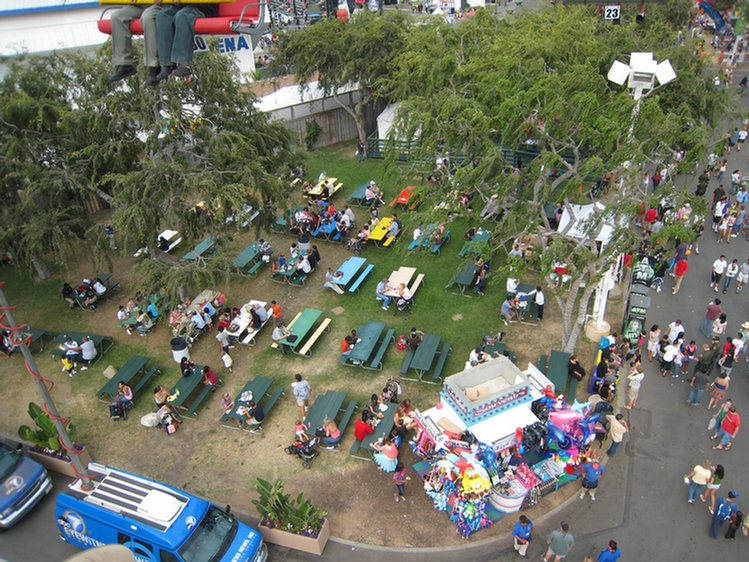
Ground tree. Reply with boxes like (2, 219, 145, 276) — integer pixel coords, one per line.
(273, 10, 409, 144)
(0, 41, 301, 294)
(382, 6, 732, 351)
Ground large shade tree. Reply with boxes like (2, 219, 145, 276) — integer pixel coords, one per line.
(381, 5, 733, 351)
(0, 42, 300, 295)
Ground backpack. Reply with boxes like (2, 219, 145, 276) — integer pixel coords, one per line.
(717, 500, 734, 521)
(397, 335, 407, 350)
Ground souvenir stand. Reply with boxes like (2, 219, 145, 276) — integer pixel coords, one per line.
(411, 357, 600, 537)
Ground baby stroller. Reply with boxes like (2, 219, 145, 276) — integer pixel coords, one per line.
(285, 436, 319, 469)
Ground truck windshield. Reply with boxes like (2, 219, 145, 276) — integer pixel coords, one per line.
(0, 443, 22, 480)
(178, 506, 237, 562)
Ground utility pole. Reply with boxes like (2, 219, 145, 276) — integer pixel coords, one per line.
(0, 284, 93, 490)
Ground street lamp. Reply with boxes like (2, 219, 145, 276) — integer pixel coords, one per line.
(607, 51, 676, 100)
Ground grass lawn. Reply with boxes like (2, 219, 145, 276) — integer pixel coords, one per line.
(0, 144, 602, 546)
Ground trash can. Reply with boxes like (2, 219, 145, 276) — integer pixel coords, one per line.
(298, 232, 311, 253)
(170, 337, 190, 363)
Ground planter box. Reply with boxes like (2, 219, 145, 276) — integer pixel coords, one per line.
(258, 518, 330, 556)
(26, 447, 92, 478)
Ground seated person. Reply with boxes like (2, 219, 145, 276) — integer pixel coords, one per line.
(180, 357, 195, 378)
(79, 335, 97, 368)
(367, 393, 385, 419)
(432, 223, 446, 245)
(0, 331, 11, 359)
(354, 411, 376, 441)
(62, 337, 81, 364)
(308, 245, 320, 269)
(289, 242, 299, 259)
(408, 328, 423, 350)
(321, 417, 342, 446)
(258, 238, 273, 256)
(501, 296, 516, 325)
(252, 303, 268, 324)
(324, 268, 344, 290)
(136, 312, 154, 336)
(146, 300, 160, 319)
(248, 305, 263, 330)
(465, 227, 476, 240)
(469, 346, 491, 366)
(202, 301, 216, 317)
(115, 381, 133, 407)
(506, 277, 519, 295)
(92, 278, 108, 295)
(295, 253, 312, 274)
(396, 284, 413, 312)
(568, 355, 586, 380)
(190, 310, 207, 332)
(387, 219, 400, 238)
(472, 264, 488, 294)
(245, 400, 265, 425)
(271, 321, 294, 355)
(509, 245, 524, 258)
(413, 225, 423, 241)
(389, 418, 409, 447)
(376, 278, 392, 309)
(221, 393, 235, 415)
(62, 282, 76, 308)
(153, 385, 186, 417)
(157, 236, 170, 251)
(202, 366, 219, 390)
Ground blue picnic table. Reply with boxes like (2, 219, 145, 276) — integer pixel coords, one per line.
(331, 256, 367, 289)
(312, 220, 337, 240)
(181, 236, 218, 262)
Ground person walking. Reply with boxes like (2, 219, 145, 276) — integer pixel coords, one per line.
(606, 413, 629, 456)
(624, 362, 645, 409)
(700, 299, 722, 337)
(511, 514, 533, 557)
(701, 464, 725, 512)
(722, 259, 739, 293)
(647, 324, 661, 361)
(685, 461, 712, 503)
(672, 257, 689, 294)
(291, 374, 311, 420)
(710, 255, 728, 292)
(712, 405, 740, 451)
(735, 258, 749, 292)
(392, 463, 410, 503)
(710, 491, 738, 538)
(597, 540, 621, 562)
(579, 459, 605, 501)
(543, 521, 574, 562)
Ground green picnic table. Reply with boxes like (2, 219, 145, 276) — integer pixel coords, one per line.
(269, 254, 305, 285)
(181, 236, 218, 262)
(96, 356, 150, 402)
(304, 390, 346, 433)
(220, 376, 285, 433)
(459, 229, 491, 257)
(167, 364, 215, 419)
(546, 350, 571, 395)
(346, 182, 369, 207)
(401, 334, 441, 381)
(447, 262, 479, 296)
(50, 332, 113, 364)
(284, 308, 322, 351)
(341, 321, 385, 366)
(233, 242, 260, 270)
(482, 341, 516, 362)
(350, 402, 396, 461)
(514, 282, 539, 325)
(24, 328, 54, 354)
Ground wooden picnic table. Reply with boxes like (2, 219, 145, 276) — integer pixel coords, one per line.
(50, 332, 113, 363)
(96, 355, 149, 402)
(220, 376, 273, 431)
(304, 390, 346, 433)
(185, 290, 218, 315)
(181, 236, 218, 262)
(385, 266, 416, 297)
(344, 321, 386, 364)
(284, 308, 322, 351)
(368, 217, 393, 245)
(447, 262, 479, 296)
(351, 402, 397, 461)
(167, 364, 213, 418)
(404, 334, 441, 380)
(225, 300, 269, 345)
(332, 256, 367, 288)
(233, 242, 260, 270)
(459, 228, 491, 257)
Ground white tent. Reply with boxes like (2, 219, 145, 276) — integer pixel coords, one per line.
(376, 102, 400, 140)
(557, 202, 614, 246)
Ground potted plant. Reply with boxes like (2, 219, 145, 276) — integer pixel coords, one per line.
(18, 402, 91, 477)
(252, 478, 330, 555)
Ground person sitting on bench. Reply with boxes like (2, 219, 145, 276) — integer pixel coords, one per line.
(115, 381, 134, 407)
(568, 355, 586, 381)
(321, 417, 342, 446)
(202, 366, 219, 391)
(245, 400, 265, 425)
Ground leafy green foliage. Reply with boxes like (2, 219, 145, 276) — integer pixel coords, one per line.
(17, 402, 75, 452)
(253, 478, 327, 536)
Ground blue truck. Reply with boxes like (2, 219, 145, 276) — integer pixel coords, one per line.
(0, 439, 53, 528)
(56, 462, 267, 562)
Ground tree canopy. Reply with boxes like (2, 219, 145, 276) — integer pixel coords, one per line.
(0, 42, 300, 293)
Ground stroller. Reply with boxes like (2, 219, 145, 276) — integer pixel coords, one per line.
(285, 436, 319, 469)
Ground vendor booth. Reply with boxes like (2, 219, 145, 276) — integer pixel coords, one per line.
(410, 357, 604, 537)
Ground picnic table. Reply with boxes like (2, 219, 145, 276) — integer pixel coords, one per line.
(546, 350, 572, 396)
(219, 376, 285, 433)
(311, 220, 337, 240)
(225, 300, 270, 345)
(368, 218, 393, 246)
(270, 254, 306, 285)
(389, 185, 416, 208)
(513, 282, 539, 325)
(447, 262, 479, 297)
(133, 229, 182, 258)
(384, 266, 416, 297)
(303, 390, 346, 433)
(459, 228, 491, 257)
(346, 182, 370, 207)
(50, 332, 113, 364)
(96, 355, 159, 403)
(21, 327, 54, 354)
(181, 236, 218, 262)
(350, 402, 397, 461)
(400, 334, 451, 384)
(233, 242, 260, 270)
(185, 290, 218, 315)
(341, 321, 385, 366)
(307, 176, 341, 199)
(167, 364, 215, 419)
(273, 308, 331, 357)
(331, 256, 367, 289)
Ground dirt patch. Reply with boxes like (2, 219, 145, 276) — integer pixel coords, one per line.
(452, 313, 463, 321)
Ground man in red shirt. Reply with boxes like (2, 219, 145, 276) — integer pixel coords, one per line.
(672, 258, 689, 294)
(354, 411, 376, 441)
(713, 405, 740, 451)
(700, 299, 722, 336)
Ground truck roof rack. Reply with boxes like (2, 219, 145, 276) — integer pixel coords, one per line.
(68, 463, 189, 532)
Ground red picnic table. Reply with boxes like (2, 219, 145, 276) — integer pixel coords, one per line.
(390, 185, 417, 208)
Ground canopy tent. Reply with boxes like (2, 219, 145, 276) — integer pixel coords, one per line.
(556, 202, 614, 247)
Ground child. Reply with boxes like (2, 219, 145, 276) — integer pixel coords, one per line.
(295, 420, 310, 442)
(220, 393, 234, 415)
(393, 463, 410, 502)
(726, 510, 743, 540)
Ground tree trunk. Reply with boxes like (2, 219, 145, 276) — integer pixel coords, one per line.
(93, 187, 114, 206)
(31, 254, 51, 279)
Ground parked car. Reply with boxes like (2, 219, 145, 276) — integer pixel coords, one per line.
(0, 439, 53, 528)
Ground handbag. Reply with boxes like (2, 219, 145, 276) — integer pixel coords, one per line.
(708, 417, 717, 431)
